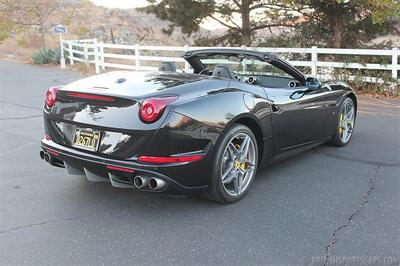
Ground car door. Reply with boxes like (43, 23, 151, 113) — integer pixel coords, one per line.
(267, 86, 328, 150)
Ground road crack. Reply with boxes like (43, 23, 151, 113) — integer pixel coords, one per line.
(314, 150, 400, 167)
(0, 115, 42, 120)
(323, 166, 380, 266)
(0, 101, 41, 110)
(0, 217, 79, 235)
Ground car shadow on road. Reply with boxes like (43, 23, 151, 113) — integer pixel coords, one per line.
(62, 143, 327, 212)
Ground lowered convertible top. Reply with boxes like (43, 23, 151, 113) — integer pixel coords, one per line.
(183, 48, 306, 84)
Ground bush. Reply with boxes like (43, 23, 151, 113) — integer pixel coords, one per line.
(331, 68, 399, 97)
(32, 48, 64, 64)
(0, 30, 8, 44)
(16, 38, 29, 48)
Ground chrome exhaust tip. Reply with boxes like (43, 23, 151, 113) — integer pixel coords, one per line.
(133, 176, 149, 189)
(44, 152, 50, 163)
(148, 177, 167, 191)
(39, 151, 45, 160)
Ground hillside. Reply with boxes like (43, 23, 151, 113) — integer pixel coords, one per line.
(0, 0, 205, 62)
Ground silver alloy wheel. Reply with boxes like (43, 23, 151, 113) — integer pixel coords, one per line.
(339, 99, 355, 143)
(220, 132, 257, 197)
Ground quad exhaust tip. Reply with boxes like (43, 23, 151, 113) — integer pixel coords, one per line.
(148, 177, 167, 191)
(44, 153, 50, 163)
(133, 176, 149, 189)
(40, 151, 50, 162)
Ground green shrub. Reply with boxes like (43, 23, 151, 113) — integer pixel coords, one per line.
(16, 38, 29, 48)
(331, 68, 399, 97)
(32, 48, 66, 64)
(0, 30, 8, 44)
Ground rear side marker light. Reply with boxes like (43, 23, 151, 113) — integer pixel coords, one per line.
(46, 149, 59, 156)
(106, 165, 135, 173)
(67, 92, 115, 102)
(138, 155, 204, 164)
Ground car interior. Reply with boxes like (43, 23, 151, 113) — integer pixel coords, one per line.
(158, 62, 177, 72)
(158, 55, 304, 89)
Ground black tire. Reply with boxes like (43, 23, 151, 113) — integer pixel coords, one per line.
(329, 97, 356, 147)
(205, 124, 258, 204)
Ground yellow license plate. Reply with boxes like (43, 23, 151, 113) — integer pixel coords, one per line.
(73, 128, 101, 151)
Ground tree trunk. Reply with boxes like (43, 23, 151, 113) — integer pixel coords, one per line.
(110, 26, 115, 44)
(241, 0, 252, 46)
(39, 26, 47, 49)
(332, 1, 342, 48)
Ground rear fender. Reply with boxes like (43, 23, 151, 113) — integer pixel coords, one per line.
(173, 91, 272, 144)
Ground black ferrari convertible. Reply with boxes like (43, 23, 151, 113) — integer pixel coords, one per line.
(40, 49, 357, 203)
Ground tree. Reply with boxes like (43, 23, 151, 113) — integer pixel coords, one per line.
(144, 0, 301, 46)
(144, 0, 399, 48)
(0, 0, 75, 48)
(370, 0, 400, 34)
(274, 0, 400, 48)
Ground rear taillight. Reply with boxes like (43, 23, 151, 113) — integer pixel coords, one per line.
(45, 86, 59, 107)
(139, 96, 178, 123)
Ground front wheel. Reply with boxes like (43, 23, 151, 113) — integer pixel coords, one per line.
(329, 97, 356, 146)
(206, 124, 258, 204)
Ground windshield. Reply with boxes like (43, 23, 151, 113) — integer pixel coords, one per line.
(198, 54, 293, 79)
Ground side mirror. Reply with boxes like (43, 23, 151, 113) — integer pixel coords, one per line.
(306, 77, 321, 90)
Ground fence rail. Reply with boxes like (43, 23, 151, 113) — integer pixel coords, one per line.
(61, 38, 399, 83)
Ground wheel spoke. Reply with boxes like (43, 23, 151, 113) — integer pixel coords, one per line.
(344, 125, 349, 140)
(347, 123, 353, 133)
(229, 142, 239, 158)
(222, 163, 234, 183)
(239, 136, 250, 158)
(237, 172, 243, 195)
(233, 171, 239, 194)
(347, 107, 354, 121)
(242, 159, 254, 166)
(243, 165, 255, 173)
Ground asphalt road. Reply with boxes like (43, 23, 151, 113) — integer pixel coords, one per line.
(0, 60, 399, 266)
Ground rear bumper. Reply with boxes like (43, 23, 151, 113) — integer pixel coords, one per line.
(41, 139, 208, 195)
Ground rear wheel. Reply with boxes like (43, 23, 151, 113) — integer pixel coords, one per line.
(329, 97, 356, 146)
(206, 124, 258, 204)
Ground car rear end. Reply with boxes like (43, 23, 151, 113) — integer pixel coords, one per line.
(40, 73, 220, 194)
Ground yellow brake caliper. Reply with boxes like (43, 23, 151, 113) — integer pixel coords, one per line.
(339, 113, 344, 135)
(234, 143, 246, 171)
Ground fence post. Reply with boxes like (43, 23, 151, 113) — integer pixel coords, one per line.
(83, 43, 89, 66)
(392, 47, 398, 80)
(241, 45, 247, 72)
(99, 42, 105, 70)
(68, 42, 74, 66)
(311, 46, 317, 77)
(93, 38, 100, 74)
(135, 44, 140, 71)
(184, 44, 190, 72)
(59, 37, 65, 69)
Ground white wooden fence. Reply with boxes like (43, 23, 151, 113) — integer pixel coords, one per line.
(61, 38, 399, 83)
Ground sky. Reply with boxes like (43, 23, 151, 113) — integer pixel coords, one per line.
(90, 0, 148, 9)
(89, 0, 223, 30)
